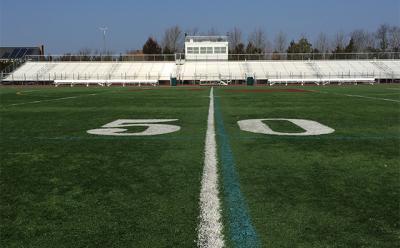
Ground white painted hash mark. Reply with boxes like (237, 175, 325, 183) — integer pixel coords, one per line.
(238, 118, 335, 136)
(198, 87, 224, 248)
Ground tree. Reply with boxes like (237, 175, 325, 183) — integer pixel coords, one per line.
(298, 37, 313, 53)
(286, 37, 313, 53)
(273, 31, 287, 53)
(350, 29, 376, 52)
(185, 27, 200, 36)
(233, 43, 245, 54)
(162, 46, 173, 54)
(331, 31, 346, 52)
(249, 28, 270, 53)
(286, 37, 313, 59)
(246, 42, 261, 54)
(331, 45, 345, 54)
(143, 37, 162, 54)
(228, 27, 243, 52)
(314, 32, 330, 53)
(376, 24, 390, 51)
(388, 26, 400, 52)
(344, 38, 356, 53)
(161, 25, 183, 54)
(207, 28, 219, 36)
(77, 48, 92, 61)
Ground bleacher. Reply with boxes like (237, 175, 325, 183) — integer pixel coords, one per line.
(2, 59, 400, 85)
(3, 61, 176, 86)
(179, 60, 400, 84)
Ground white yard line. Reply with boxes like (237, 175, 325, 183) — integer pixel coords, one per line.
(318, 91, 400, 103)
(370, 92, 400, 95)
(16, 90, 38, 94)
(8, 94, 97, 106)
(343, 94, 400, 103)
(198, 87, 224, 248)
(386, 88, 400, 90)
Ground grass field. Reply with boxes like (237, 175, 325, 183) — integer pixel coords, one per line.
(1, 84, 399, 247)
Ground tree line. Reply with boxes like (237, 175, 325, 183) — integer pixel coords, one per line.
(140, 24, 400, 55)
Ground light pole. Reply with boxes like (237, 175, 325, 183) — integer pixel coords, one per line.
(99, 27, 108, 54)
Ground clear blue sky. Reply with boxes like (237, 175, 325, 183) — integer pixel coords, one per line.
(1, 0, 399, 54)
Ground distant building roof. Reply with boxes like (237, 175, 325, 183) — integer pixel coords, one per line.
(0, 46, 43, 60)
(185, 36, 228, 42)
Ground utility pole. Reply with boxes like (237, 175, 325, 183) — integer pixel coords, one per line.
(99, 27, 108, 54)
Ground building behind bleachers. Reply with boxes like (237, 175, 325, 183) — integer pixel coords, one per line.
(0, 45, 44, 61)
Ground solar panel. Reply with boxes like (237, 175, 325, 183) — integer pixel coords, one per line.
(0, 47, 42, 59)
(9, 48, 20, 58)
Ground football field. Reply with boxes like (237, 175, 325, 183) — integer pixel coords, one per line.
(1, 85, 399, 247)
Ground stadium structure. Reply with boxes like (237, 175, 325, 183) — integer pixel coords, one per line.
(1, 36, 400, 86)
(1, 36, 400, 247)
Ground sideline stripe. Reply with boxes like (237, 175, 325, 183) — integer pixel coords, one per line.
(318, 91, 400, 103)
(214, 94, 260, 247)
(7, 93, 98, 106)
(198, 87, 224, 247)
(343, 93, 400, 103)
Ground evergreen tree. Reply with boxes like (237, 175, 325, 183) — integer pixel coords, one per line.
(345, 38, 355, 53)
(233, 43, 245, 54)
(162, 46, 173, 54)
(143, 37, 162, 54)
(246, 42, 262, 54)
(286, 38, 312, 53)
(286, 40, 296, 53)
(332, 45, 345, 54)
(297, 38, 313, 53)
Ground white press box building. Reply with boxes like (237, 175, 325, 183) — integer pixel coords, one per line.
(184, 36, 228, 61)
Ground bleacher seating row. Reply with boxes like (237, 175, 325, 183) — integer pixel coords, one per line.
(4, 62, 175, 82)
(179, 60, 400, 81)
(2, 60, 400, 85)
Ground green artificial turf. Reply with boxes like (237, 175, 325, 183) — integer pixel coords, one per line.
(1, 84, 399, 247)
(262, 119, 306, 133)
(0, 87, 209, 247)
(215, 84, 400, 247)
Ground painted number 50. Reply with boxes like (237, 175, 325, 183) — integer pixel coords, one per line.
(87, 119, 181, 136)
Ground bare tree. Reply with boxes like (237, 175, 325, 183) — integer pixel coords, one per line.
(364, 32, 377, 51)
(227, 27, 243, 51)
(249, 28, 271, 53)
(388, 26, 400, 51)
(161, 25, 183, 53)
(314, 32, 330, 53)
(207, 27, 219, 36)
(332, 31, 347, 50)
(349, 29, 376, 52)
(376, 24, 390, 51)
(78, 48, 92, 56)
(77, 48, 92, 61)
(273, 31, 287, 53)
(185, 27, 200, 36)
